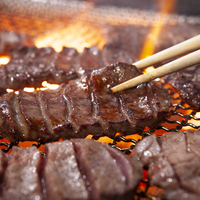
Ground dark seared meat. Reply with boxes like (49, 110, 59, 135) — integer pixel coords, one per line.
(2, 146, 44, 200)
(0, 63, 171, 142)
(163, 64, 200, 111)
(0, 45, 136, 93)
(90, 65, 129, 135)
(0, 46, 78, 92)
(134, 130, 200, 200)
(0, 138, 143, 200)
(64, 75, 100, 137)
(44, 140, 89, 200)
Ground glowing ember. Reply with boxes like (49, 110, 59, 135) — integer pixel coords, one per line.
(41, 81, 59, 90)
(182, 111, 200, 131)
(6, 81, 59, 93)
(0, 56, 10, 65)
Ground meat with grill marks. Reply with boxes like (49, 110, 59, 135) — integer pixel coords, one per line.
(134, 130, 200, 200)
(0, 45, 135, 95)
(0, 138, 143, 200)
(0, 62, 171, 143)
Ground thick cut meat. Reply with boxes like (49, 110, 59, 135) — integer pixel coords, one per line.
(0, 45, 135, 93)
(0, 46, 78, 92)
(2, 146, 44, 200)
(44, 140, 89, 200)
(72, 139, 143, 200)
(0, 63, 171, 142)
(64, 75, 100, 137)
(134, 130, 200, 200)
(0, 138, 143, 200)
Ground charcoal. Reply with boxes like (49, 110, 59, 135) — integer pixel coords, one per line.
(0, 63, 171, 142)
(134, 130, 200, 200)
(44, 140, 89, 200)
(2, 146, 44, 200)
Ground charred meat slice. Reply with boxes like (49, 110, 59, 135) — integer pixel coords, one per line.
(64, 75, 100, 137)
(44, 140, 89, 200)
(134, 130, 200, 200)
(0, 63, 171, 142)
(113, 62, 171, 133)
(90, 65, 128, 136)
(0, 46, 78, 92)
(2, 146, 44, 200)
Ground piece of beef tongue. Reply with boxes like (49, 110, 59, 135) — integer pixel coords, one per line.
(72, 139, 143, 200)
(134, 131, 200, 200)
(2, 146, 44, 200)
(44, 140, 89, 200)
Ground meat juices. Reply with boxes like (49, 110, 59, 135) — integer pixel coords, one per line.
(134, 130, 200, 200)
(0, 139, 143, 200)
(0, 63, 171, 142)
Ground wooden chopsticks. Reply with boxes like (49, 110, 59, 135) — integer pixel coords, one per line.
(111, 34, 200, 93)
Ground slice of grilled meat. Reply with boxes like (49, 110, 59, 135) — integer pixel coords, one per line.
(0, 45, 135, 94)
(134, 130, 200, 200)
(0, 139, 143, 200)
(0, 63, 171, 142)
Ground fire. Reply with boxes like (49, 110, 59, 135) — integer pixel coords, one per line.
(6, 81, 59, 94)
(0, 56, 10, 65)
(140, 0, 176, 59)
(35, 20, 105, 53)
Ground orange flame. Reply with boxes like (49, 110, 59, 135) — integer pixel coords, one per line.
(0, 56, 10, 65)
(140, 0, 176, 59)
(35, 4, 105, 53)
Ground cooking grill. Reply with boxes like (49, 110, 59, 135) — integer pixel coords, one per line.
(1, 0, 200, 199)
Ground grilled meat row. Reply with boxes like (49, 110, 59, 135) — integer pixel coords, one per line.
(0, 45, 135, 95)
(0, 63, 171, 142)
(0, 138, 143, 200)
(134, 130, 200, 200)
